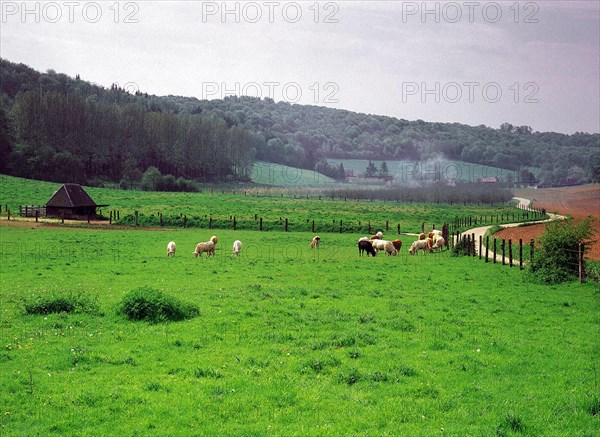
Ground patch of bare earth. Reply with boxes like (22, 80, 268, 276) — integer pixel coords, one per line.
(497, 184, 600, 260)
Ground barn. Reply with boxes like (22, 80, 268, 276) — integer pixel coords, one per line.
(45, 184, 108, 219)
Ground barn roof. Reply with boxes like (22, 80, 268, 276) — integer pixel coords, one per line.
(45, 184, 98, 208)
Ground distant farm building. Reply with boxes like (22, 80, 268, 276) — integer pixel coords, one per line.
(45, 184, 108, 219)
(481, 176, 499, 183)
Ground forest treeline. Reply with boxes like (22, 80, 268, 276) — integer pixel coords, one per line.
(1, 59, 598, 186)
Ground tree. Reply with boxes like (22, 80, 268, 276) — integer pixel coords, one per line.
(337, 162, 346, 181)
(567, 165, 586, 184)
(141, 166, 162, 191)
(519, 169, 536, 185)
(0, 103, 12, 172)
(590, 152, 600, 182)
(379, 161, 389, 178)
(365, 160, 377, 177)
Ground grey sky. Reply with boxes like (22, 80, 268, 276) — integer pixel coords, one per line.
(1, 1, 599, 134)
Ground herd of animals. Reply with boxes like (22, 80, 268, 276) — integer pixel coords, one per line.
(356, 230, 446, 256)
(165, 231, 446, 258)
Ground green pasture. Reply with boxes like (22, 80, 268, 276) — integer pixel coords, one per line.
(327, 158, 522, 183)
(0, 175, 540, 234)
(0, 224, 598, 436)
(251, 162, 337, 186)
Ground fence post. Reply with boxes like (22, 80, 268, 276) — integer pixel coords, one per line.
(160, 213, 163, 227)
(519, 239, 523, 270)
(530, 239, 535, 265)
(87, 213, 90, 224)
(501, 240, 506, 265)
(397, 223, 401, 235)
(579, 243, 586, 283)
(339, 220, 343, 233)
(467, 234, 471, 256)
(135, 211, 139, 226)
(285, 218, 288, 232)
(471, 233, 475, 257)
(233, 216, 237, 230)
(260, 217, 263, 231)
(183, 215, 187, 228)
(485, 236, 489, 262)
(35, 210, 39, 223)
(493, 238, 497, 264)
(479, 235, 482, 260)
(110, 211, 113, 224)
(508, 239, 513, 267)
(312, 220, 315, 233)
(368, 221, 371, 234)
(386, 220, 389, 231)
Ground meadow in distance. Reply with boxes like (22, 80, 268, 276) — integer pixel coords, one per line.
(0, 175, 598, 436)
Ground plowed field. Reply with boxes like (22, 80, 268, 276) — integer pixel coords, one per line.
(496, 185, 600, 260)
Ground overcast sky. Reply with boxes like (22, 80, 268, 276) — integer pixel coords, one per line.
(1, 1, 599, 134)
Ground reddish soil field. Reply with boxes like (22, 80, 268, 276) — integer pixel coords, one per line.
(497, 184, 600, 260)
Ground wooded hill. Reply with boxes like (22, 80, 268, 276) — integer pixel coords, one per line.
(1, 59, 598, 186)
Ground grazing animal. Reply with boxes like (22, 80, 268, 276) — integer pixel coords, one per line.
(418, 232, 426, 240)
(428, 230, 443, 239)
(210, 235, 218, 245)
(426, 237, 434, 251)
(371, 239, 398, 256)
(430, 236, 446, 252)
(358, 239, 377, 256)
(383, 240, 398, 256)
(232, 240, 243, 256)
(193, 241, 215, 257)
(409, 239, 429, 255)
(391, 239, 402, 252)
(370, 231, 383, 240)
(310, 236, 321, 249)
(167, 241, 176, 257)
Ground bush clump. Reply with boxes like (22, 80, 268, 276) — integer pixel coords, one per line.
(529, 217, 594, 284)
(24, 291, 99, 315)
(118, 287, 199, 323)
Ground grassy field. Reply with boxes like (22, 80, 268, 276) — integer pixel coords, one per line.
(0, 222, 598, 436)
(251, 162, 337, 186)
(0, 175, 540, 234)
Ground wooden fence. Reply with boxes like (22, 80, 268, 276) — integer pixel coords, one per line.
(451, 232, 588, 283)
(19, 205, 46, 217)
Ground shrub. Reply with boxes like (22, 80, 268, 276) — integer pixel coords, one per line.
(24, 291, 99, 315)
(452, 236, 472, 257)
(118, 287, 199, 323)
(529, 218, 594, 284)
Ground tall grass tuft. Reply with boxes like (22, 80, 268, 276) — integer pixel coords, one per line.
(496, 412, 526, 435)
(24, 291, 100, 315)
(118, 287, 199, 323)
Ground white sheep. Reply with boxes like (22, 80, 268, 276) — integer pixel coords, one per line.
(430, 236, 446, 252)
(310, 236, 321, 249)
(370, 239, 397, 256)
(232, 240, 243, 256)
(193, 241, 215, 257)
(167, 241, 176, 257)
(409, 239, 429, 255)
